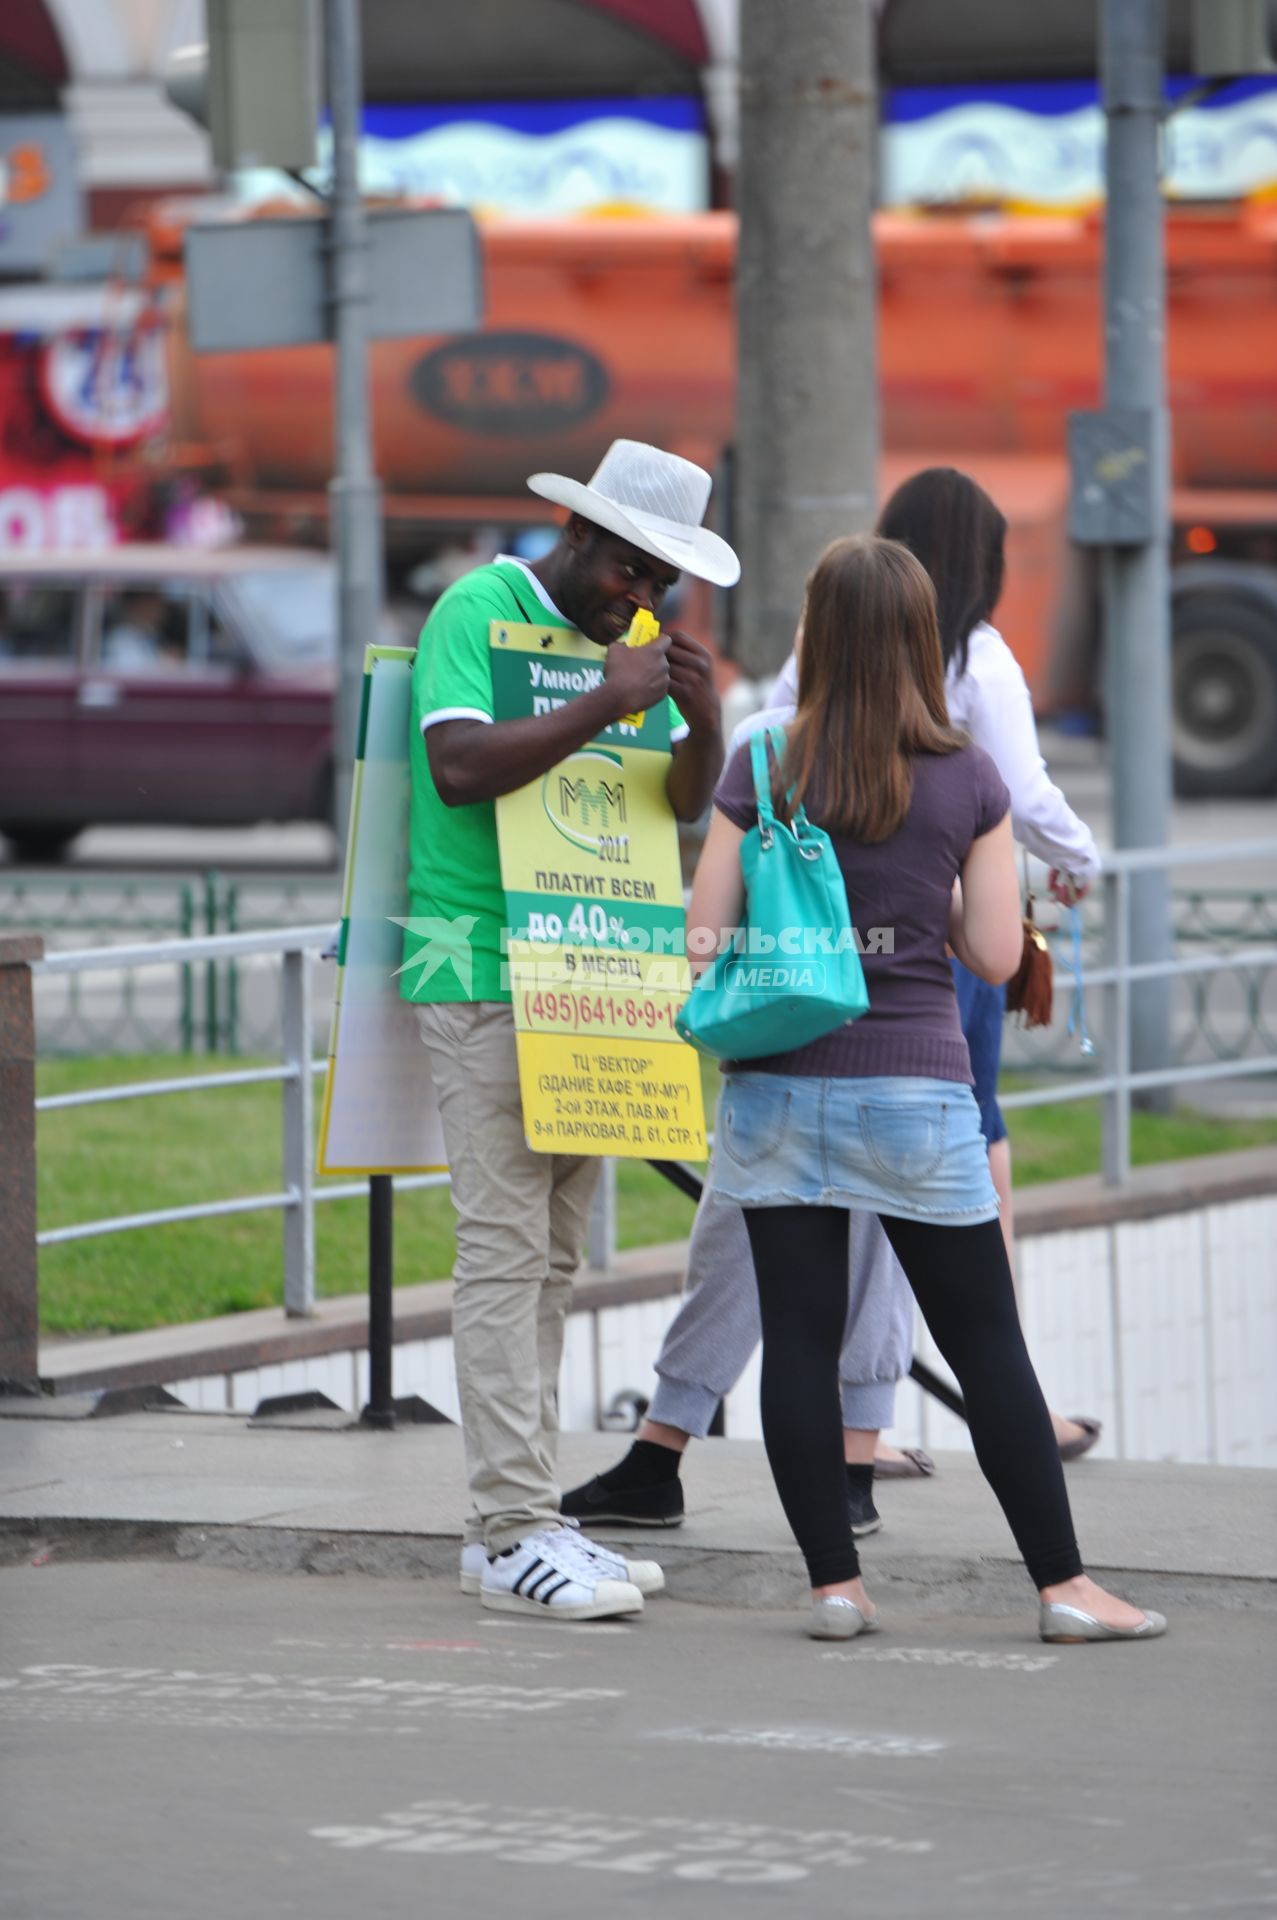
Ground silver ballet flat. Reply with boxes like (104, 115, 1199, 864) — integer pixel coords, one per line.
(807, 1596, 880, 1641)
(1039, 1602, 1167, 1643)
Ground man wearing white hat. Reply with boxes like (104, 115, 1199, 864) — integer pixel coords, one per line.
(402, 440, 739, 1623)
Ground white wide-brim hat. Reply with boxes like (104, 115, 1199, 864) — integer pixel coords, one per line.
(527, 439, 741, 588)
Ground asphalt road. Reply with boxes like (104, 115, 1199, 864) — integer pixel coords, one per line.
(2, 1559, 1273, 1920)
(0, 820, 341, 874)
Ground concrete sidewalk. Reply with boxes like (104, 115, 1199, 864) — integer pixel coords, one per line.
(1, 1406, 1273, 1612)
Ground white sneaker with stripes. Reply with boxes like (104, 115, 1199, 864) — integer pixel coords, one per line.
(570, 1532, 666, 1597)
(460, 1530, 665, 1598)
(477, 1526, 645, 1621)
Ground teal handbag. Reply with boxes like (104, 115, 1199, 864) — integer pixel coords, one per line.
(675, 727, 869, 1060)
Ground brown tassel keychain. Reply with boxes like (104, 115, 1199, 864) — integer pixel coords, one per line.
(1005, 858, 1054, 1029)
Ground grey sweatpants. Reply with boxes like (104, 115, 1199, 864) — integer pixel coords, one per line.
(648, 1185, 914, 1437)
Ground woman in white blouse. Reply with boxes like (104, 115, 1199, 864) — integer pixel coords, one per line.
(779, 471, 1099, 888)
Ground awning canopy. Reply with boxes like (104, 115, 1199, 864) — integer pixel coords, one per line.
(0, 0, 69, 110)
(362, 0, 1212, 101)
(363, 0, 710, 102)
(880, 0, 1206, 83)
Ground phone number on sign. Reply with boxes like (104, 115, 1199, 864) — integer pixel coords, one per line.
(521, 990, 680, 1033)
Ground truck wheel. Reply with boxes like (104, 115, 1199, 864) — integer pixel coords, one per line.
(1172, 596, 1277, 797)
(1, 824, 84, 864)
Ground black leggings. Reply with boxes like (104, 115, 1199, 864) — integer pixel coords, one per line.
(743, 1206, 1084, 1592)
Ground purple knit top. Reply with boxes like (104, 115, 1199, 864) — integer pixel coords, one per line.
(713, 739, 1011, 1083)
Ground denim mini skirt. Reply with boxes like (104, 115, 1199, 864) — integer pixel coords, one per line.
(708, 1072, 1000, 1228)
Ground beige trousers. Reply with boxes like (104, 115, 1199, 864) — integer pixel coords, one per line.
(414, 1001, 600, 1552)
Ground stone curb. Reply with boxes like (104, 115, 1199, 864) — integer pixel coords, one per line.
(2, 1516, 1273, 1615)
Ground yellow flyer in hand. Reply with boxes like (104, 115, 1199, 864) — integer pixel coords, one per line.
(489, 617, 706, 1160)
(618, 607, 662, 728)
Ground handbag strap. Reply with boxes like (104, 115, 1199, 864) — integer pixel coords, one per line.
(748, 727, 780, 834)
(749, 723, 820, 852)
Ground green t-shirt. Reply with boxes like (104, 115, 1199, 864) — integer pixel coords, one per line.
(402, 559, 688, 1004)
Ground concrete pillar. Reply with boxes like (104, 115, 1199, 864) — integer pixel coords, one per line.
(734, 0, 879, 678)
(0, 933, 43, 1387)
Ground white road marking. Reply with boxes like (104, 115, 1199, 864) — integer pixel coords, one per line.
(270, 1635, 565, 1662)
(478, 1617, 631, 1637)
(822, 1646, 1058, 1672)
(653, 1724, 945, 1759)
(0, 1663, 623, 1731)
(309, 1795, 934, 1880)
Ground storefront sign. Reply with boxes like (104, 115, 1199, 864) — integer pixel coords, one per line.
(237, 98, 710, 217)
(40, 321, 168, 448)
(881, 78, 1277, 209)
(0, 117, 82, 275)
(0, 483, 117, 550)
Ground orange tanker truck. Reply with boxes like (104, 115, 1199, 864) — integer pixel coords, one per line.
(157, 201, 1277, 797)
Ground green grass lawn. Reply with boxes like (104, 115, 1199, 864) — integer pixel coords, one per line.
(997, 1074, 1277, 1185)
(35, 1055, 1277, 1338)
(36, 1054, 711, 1339)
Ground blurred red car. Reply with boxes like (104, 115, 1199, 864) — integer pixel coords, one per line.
(0, 546, 344, 859)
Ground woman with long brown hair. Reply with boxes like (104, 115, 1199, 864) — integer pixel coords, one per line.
(686, 534, 1162, 1643)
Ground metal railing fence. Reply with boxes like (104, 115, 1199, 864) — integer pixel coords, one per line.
(34, 926, 329, 1317)
(1001, 839, 1277, 1184)
(4, 872, 339, 1055)
(2, 874, 203, 1052)
(30, 923, 456, 1318)
(8, 865, 1277, 1062)
(27, 836, 1277, 1320)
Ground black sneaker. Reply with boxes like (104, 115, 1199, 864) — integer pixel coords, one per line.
(848, 1480, 882, 1538)
(559, 1473, 685, 1528)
